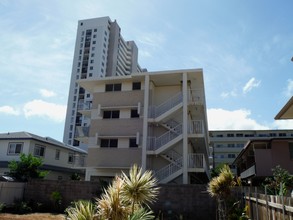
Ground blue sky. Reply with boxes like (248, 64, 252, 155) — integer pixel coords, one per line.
(0, 0, 293, 142)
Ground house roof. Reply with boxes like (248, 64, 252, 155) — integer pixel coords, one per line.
(275, 96, 293, 119)
(0, 131, 87, 154)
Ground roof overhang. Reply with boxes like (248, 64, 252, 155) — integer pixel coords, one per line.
(275, 96, 293, 119)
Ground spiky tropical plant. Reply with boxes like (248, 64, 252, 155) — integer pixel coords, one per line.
(95, 164, 159, 220)
(207, 164, 237, 220)
(127, 207, 154, 220)
(121, 164, 159, 215)
(96, 176, 130, 220)
(207, 164, 235, 198)
(65, 200, 96, 220)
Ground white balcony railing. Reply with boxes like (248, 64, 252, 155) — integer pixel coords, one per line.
(77, 101, 92, 110)
(188, 153, 204, 169)
(188, 120, 204, 134)
(75, 126, 90, 138)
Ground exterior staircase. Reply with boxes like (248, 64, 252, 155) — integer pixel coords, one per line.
(148, 92, 183, 121)
(147, 91, 207, 183)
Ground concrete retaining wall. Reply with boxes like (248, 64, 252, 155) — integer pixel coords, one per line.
(24, 180, 216, 219)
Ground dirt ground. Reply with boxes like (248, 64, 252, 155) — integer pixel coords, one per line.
(0, 213, 66, 220)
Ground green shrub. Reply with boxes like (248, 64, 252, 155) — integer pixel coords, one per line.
(0, 203, 5, 213)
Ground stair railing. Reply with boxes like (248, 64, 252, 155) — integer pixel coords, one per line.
(155, 157, 183, 182)
(149, 92, 183, 118)
(147, 124, 182, 150)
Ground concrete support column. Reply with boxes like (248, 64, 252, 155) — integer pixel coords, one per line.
(142, 74, 150, 171)
(182, 72, 188, 184)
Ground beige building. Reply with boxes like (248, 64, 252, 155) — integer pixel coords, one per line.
(210, 129, 293, 173)
(63, 17, 145, 150)
(0, 132, 87, 180)
(77, 69, 210, 184)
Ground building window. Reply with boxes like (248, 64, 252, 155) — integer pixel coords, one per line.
(227, 144, 235, 148)
(131, 109, 139, 118)
(8, 142, 23, 155)
(90, 60, 94, 64)
(68, 153, 74, 163)
(94, 29, 97, 32)
(105, 83, 122, 92)
(100, 139, 118, 148)
(236, 133, 243, 137)
(228, 154, 236, 158)
(279, 133, 286, 137)
(103, 110, 120, 119)
(289, 143, 293, 160)
(93, 34, 96, 38)
(80, 22, 83, 26)
(132, 82, 141, 90)
(34, 145, 45, 157)
(227, 133, 234, 137)
(90, 66, 93, 70)
(93, 41, 96, 44)
(129, 138, 138, 148)
(55, 150, 60, 160)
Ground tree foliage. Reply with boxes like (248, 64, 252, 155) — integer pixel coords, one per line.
(207, 164, 243, 220)
(8, 153, 48, 181)
(264, 165, 293, 195)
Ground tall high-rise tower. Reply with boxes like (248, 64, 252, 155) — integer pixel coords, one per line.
(63, 17, 145, 149)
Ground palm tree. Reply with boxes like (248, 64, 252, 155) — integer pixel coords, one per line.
(121, 164, 159, 216)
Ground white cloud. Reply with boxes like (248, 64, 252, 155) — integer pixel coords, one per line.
(273, 119, 293, 129)
(207, 108, 269, 130)
(221, 91, 237, 98)
(285, 79, 293, 97)
(23, 100, 66, 123)
(242, 77, 261, 94)
(40, 89, 57, 98)
(0, 106, 20, 116)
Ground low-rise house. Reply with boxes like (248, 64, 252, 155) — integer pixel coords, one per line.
(210, 129, 293, 173)
(233, 138, 293, 185)
(0, 132, 87, 180)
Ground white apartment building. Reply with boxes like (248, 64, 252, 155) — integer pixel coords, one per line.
(0, 132, 87, 180)
(209, 129, 293, 173)
(64, 17, 145, 149)
(77, 69, 210, 184)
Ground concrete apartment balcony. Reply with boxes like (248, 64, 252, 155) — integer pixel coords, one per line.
(77, 100, 92, 117)
(75, 126, 90, 144)
(188, 120, 205, 136)
(188, 89, 204, 106)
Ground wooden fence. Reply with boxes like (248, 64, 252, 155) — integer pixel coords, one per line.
(243, 186, 293, 220)
(0, 182, 25, 205)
